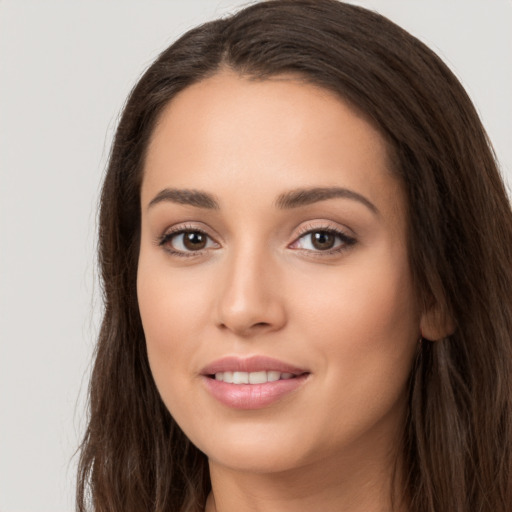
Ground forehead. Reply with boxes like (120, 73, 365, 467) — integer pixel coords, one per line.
(142, 70, 404, 222)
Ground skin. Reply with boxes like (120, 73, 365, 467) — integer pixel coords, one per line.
(137, 71, 438, 512)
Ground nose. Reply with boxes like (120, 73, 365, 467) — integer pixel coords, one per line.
(214, 245, 287, 338)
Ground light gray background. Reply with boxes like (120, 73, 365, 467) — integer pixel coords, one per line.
(1, 1, 511, 510)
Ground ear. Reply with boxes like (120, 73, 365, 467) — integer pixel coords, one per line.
(420, 303, 455, 341)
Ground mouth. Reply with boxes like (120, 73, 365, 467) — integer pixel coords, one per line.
(200, 356, 310, 409)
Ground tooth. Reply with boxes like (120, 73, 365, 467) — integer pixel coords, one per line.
(214, 370, 297, 384)
(267, 371, 280, 382)
(233, 371, 249, 384)
(249, 371, 267, 384)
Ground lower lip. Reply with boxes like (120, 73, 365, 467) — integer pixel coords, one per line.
(202, 374, 309, 410)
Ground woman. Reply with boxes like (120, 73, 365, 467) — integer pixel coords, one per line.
(77, 1, 512, 511)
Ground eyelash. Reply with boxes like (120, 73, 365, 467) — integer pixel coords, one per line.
(156, 223, 357, 258)
(292, 224, 357, 256)
(156, 224, 216, 258)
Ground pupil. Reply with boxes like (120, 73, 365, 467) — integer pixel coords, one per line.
(184, 231, 206, 250)
(312, 231, 335, 250)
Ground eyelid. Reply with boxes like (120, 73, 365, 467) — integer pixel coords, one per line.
(155, 223, 220, 257)
(289, 222, 357, 254)
(294, 221, 356, 239)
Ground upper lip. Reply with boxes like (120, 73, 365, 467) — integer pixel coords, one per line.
(201, 356, 309, 376)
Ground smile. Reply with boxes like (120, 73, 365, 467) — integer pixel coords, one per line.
(201, 356, 310, 409)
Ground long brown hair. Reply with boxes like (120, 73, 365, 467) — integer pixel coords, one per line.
(77, 1, 512, 511)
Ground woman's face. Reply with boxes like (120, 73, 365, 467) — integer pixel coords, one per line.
(138, 71, 422, 476)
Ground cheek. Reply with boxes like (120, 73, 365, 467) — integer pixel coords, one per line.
(295, 252, 417, 339)
(138, 244, 213, 341)
(136, 253, 211, 410)
(294, 249, 419, 398)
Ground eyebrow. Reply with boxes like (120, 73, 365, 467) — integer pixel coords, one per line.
(275, 187, 378, 214)
(148, 188, 220, 210)
(147, 186, 378, 214)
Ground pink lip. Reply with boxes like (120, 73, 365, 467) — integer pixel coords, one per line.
(200, 356, 310, 410)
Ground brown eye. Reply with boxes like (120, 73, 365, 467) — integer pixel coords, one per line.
(182, 231, 207, 250)
(159, 229, 218, 255)
(310, 231, 335, 250)
(290, 227, 356, 254)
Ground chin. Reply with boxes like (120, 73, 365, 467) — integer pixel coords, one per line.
(206, 442, 310, 475)
(184, 418, 330, 475)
